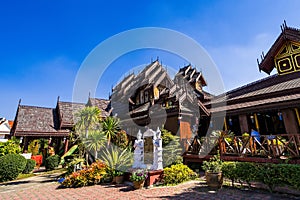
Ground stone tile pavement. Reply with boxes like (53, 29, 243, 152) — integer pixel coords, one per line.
(0, 174, 299, 200)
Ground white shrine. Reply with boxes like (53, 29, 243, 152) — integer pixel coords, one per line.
(132, 127, 163, 170)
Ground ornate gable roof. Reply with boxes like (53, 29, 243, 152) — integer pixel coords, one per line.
(258, 23, 300, 74)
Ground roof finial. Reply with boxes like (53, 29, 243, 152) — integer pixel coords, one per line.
(88, 91, 91, 99)
(18, 99, 21, 106)
(284, 20, 287, 28)
(57, 96, 60, 102)
(156, 56, 159, 61)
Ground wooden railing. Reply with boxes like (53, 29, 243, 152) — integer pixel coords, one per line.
(187, 134, 300, 159)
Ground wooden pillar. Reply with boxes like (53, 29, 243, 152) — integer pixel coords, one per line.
(239, 115, 249, 134)
(282, 109, 300, 134)
(64, 138, 69, 154)
(254, 113, 260, 132)
(23, 136, 29, 152)
(224, 117, 228, 131)
(295, 108, 300, 126)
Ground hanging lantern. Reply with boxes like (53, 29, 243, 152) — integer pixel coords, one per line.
(229, 118, 233, 126)
(250, 115, 254, 123)
(278, 112, 283, 121)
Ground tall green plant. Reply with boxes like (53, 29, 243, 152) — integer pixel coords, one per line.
(161, 128, 182, 167)
(75, 106, 102, 164)
(100, 146, 133, 176)
(75, 106, 101, 138)
(102, 117, 120, 145)
(112, 130, 128, 149)
(82, 130, 107, 159)
(28, 139, 40, 155)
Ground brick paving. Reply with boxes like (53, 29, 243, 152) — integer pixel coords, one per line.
(0, 175, 299, 200)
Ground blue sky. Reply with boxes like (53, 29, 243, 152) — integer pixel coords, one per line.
(1, 0, 300, 119)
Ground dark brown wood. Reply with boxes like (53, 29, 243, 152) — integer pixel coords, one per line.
(186, 134, 300, 163)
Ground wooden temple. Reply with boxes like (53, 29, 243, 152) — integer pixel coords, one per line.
(110, 60, 210, 156)
(9, 22, 300, 165)
(11, 97, 110, 154)
(184, 22, 300, 164)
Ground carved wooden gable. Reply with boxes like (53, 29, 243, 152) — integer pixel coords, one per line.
(275, 41, 300, 75)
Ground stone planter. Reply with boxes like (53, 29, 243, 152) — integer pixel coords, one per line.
(115, 175, 124, 184)
(205, 171, 223, 188)
(133, 180, 145, 189)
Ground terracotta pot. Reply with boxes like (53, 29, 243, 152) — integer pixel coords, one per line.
(112, 176, 116, 183)
(133, 180, 145, 189)
(205, 171, 223, 188)
(115, 175, 124, 184)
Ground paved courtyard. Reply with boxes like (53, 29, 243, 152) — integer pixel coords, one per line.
(0, 173, 299, 200)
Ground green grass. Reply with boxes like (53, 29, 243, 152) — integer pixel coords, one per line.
(16, 173, 36, 180)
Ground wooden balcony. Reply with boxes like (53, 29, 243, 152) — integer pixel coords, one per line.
(184, 134, 300, 164)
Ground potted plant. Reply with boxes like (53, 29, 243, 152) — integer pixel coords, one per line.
(202, 153, 223, 188)
(114, 170, 125, 184)
(129, 169, 148, 189)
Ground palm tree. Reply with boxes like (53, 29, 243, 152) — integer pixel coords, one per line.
(82, 130, 107, 159)
(102, 117, 120, 145)
(75, 106, 101, 138)
(75, 106, 101, 165)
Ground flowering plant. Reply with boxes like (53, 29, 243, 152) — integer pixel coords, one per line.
(129, 169, 148, 182)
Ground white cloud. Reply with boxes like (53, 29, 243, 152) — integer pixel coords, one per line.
(207, 32, 277, 92)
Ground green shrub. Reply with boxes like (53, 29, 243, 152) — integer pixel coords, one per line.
(202, 154, 223, 173)
(28, 139, 40, 156)
(0, 154, 26, 182)
(235, 162, 257, 187)
(112, 130, 129, 149)
(22, 159, 36, 174)
(62, 161, 107, 187)
(222, 162, 237, 186)
(222, 161, 300, 192)
(161, 128, 182, 167)
(45, 155, 60, 170)
(163, 163, 197, 185)
(0, 139, 21, 156)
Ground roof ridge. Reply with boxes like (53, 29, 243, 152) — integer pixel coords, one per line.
(89, 98, 109, 101)
(19, 105, 54, 110)
(58, 101, 86, 105)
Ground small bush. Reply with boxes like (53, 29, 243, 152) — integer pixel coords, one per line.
(45, 155, 60, 170)
(0, 139, 21, 156)
(22, 159, 36, 174)
(163, 163, 197, 185)
(28, 139, 40, 156)
(62, 161, 107, 187)
(161, 128, 182, 167)
(222, 162, 237, 186)
(0, 154, 27, 182)
(222, 161, 300, 192)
